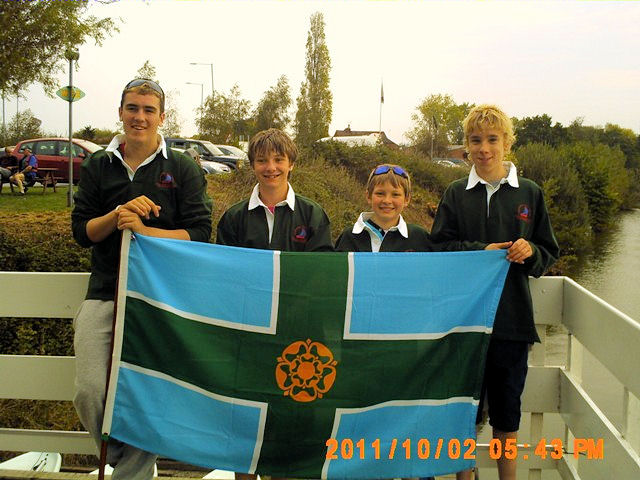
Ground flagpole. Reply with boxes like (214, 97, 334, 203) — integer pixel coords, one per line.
(98, 230, 129, 480)
(379, 79, 384, 133)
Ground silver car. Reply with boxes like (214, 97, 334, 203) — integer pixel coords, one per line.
(201, 160, 231, 174)
(172, 147, 231, 174)
(216, 144, 249, 167)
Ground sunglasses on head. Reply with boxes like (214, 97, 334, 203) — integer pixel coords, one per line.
(372, 165, 408, 178)
(123, 78, 165, 99)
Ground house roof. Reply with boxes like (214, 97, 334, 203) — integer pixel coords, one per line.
(333, 127, 398, 147)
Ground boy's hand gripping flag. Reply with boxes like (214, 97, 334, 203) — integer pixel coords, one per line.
(102, 233, 509, 479)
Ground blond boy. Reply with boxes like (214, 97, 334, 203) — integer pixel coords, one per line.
(431, 104, 559, 480)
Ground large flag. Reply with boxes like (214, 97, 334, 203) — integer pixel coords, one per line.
(103, 233, 509, 479)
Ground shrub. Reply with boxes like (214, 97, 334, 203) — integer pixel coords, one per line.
(404, 157, 468, 199)
(0, 212, 91, 272)
(310, 140, 460, 202)
(515, 143, 593, 270)
(558, 142, 629, 232)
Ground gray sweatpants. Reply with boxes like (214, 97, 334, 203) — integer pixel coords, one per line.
(73, 299, 157, 480)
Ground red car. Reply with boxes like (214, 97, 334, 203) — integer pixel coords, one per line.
(13, 138, 103, 183)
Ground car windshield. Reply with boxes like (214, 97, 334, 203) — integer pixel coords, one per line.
(219, 145, 247, 157)
(200, 141, 225, 156)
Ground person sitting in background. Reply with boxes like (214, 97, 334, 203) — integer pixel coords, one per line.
(1, 146, 17, 185)
(10, 146, 38, 195)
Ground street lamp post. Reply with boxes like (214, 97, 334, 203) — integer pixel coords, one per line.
(186, 82, 204, 133)
(65, 48, 79, 207)
(190, 62, 214, 99)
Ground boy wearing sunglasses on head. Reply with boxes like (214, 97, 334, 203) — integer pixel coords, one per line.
(336, 164, 439, 252)
(71, 78, 212, 480)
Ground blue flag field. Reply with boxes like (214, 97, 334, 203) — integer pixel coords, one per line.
(102, 233, 509, 478)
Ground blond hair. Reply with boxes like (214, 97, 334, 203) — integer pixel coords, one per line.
(463, 104, 515, 153)
(366, 164, 411, 198)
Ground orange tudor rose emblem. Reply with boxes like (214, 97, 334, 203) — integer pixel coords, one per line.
(275, 338, 338, 402)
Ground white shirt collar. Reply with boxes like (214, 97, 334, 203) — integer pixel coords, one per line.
(466, 161, 519, 190)
(106, 133, 167, 180)
(352, 212, 409, 238)
(248, 183, 296, 211)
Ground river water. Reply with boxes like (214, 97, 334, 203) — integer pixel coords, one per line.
(568, 208, 640, 321)
(477, 210, 640, 479)
(561, 209, 640, 444)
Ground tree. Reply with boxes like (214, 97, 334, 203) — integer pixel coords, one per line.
(136, 60, 157, 80)
(77, 126, 96, 141)
(515, 143, 592, 266)
(559, 141, 629, 231)
(0, 1, 117, 95)
(160, 89, 183, 137)
(198, 84, 251, 143)
(252, 75, 292, 135)
(601, 123, 639, 169)
(294, 12, 332, 148)
(2, 109, 43, 145)
(566, 117, 602, 144)
(406, 94, 472, 158)
(73, 126, 119, 145)
(513, 115, 567, 148)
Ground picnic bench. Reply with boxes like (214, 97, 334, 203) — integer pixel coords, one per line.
(0, 167, 61, 194)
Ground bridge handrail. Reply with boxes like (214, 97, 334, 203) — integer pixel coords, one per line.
(1, 272, 639, 478)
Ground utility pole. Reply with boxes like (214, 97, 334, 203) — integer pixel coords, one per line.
(190, 62, 214, 99)
(65, 49, 79, 207)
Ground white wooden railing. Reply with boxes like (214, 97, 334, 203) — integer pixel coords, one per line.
(1, 273, 639, 479)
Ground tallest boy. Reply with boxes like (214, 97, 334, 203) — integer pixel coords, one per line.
(71, 78, 212, 479)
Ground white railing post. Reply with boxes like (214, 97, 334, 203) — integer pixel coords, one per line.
(622, 387, 640, 455)
(564, 332, 583, 474)
(528, 324, 546, 480)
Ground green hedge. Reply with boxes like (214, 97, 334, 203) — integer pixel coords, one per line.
(0, 212, 91, 272)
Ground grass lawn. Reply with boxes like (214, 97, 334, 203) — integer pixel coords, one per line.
(0, 184, 76, 212)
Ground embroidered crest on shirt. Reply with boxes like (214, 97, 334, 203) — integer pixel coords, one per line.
(516, 204, 532, 222)
(157, 172, 176, 189)
(293, 225, 311, 243)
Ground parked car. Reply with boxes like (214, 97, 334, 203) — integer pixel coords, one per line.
(215, 144, 249, 167)
(202, 160, 232, 174)
(433, 158, 469, 169)
(171, 147, 231, 175)
(164, 138, 243, 170)
(13, 138, 103, 183)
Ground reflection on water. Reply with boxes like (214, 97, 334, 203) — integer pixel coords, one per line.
(559, 209, 640, 439)
(477, 211, 638, 478)
(567, 208, 640, 322)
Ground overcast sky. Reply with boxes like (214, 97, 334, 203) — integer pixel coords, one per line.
(5, 0, 640, 144)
